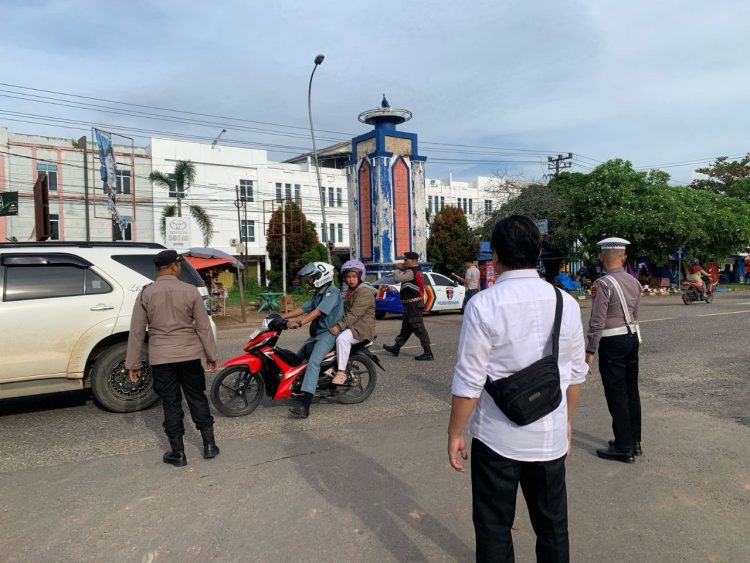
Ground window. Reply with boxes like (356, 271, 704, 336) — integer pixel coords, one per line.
(37, 163, 58, 192)
(50, 214, 60, 240)
(320, 223, 327, 242)
(239, 179, 254, 202)
(285, 183, 292, 201)
(114, 222, 132, 241)
(468, 199, 473, 215)
(336, 187, 343, 207)
(328, 187, 334, 207)
(431, 273, 454, 287)
(275, 183, 282, 202)
(485, 199, 493, 213)
(112, 255, 204, 287)
(440, 196, 445, 211)
(329, 223, 335, 244)
(294, 184, 301, 202)
(165, 174, 181, 199)
(428, 195, 433, 213)
(241, 220, 255, 243)
(337, 223, 343, 243)
(4, 262, 112, 302)
(115, 170, 131, 195)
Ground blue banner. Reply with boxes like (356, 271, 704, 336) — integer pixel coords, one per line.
(94, 129, 126, 230)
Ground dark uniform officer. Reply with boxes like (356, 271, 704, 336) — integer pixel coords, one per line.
(383, 251, 433, 361)
(586, 237, 643, 463)
(125, 249, 220, 467)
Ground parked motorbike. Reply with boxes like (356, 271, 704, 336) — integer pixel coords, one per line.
(210, 313, 383, 417)
(681, 276, 714, 305)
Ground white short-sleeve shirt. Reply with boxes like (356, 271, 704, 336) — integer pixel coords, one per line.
(451, 269, 587, 462)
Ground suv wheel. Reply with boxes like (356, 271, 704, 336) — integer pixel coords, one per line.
(90, 342, 159, 412)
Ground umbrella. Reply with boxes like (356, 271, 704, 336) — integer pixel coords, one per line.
(184, 247, 244, 270)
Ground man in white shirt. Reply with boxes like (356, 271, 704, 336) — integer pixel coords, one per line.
(453, 257, 481, 312)
(448, 215, 587, 562)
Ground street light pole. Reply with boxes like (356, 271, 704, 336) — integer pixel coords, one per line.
(307, 53, 331, 264)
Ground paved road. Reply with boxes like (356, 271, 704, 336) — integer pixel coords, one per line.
(1, 292, 748, 561)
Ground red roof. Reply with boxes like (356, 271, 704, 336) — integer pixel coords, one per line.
(184, 255, 235, 270)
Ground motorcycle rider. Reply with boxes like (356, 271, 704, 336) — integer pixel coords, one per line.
(281, 262, 344, 418)
(686, 258, 711, 293)
(329, 260, 376, 385)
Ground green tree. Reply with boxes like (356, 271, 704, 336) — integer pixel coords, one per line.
(476, 182, 575, 276)
(149, 160, 214, 246)
(691, 154, 750, 203)
(427, 206, 478, 275)
(266, 202, 320, 287)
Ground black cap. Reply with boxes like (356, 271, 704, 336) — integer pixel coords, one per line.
(404, 251, 419, 260)
(153, 249, 179, 268)
(464, 256, 476, 263)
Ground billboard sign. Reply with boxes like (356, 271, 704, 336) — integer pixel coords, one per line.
(165, 217, 192, 249)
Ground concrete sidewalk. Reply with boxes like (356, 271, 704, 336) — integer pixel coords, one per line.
(1, 379, 748, 562)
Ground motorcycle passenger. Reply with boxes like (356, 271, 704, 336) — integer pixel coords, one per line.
(329, 260, 376, 385)
(281, 262, 344, 418)
(686, 258, 710, 293)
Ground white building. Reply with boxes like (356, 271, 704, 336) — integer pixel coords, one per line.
(425, 173, 521, 229)
(148, 138, 349, 278)
(0, 127, 153, 243)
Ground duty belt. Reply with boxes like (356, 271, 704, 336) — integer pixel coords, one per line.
(401, 297, 424, 304)
(601, 324, 639, 337)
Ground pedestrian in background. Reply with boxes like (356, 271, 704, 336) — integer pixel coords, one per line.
(383, 251, 433, 361)
(586, 237, 643, 464)
(126, 249, 220, 467)
(449, 215, 587, 562)
(452, 256, 481, 312)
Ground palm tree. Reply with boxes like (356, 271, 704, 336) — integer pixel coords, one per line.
(149, 160, 214, 246)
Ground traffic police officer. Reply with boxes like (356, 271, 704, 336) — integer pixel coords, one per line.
(383, 251, 433, 361)
(126, 249, 220, 467)
(586, 237, 643, 463)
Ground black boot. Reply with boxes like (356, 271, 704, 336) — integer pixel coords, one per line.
(164, 435, 187, 467)
(609, 439, 642, 456)
(200, 427, 220, 459)
(383, 344, 400, 357)
(596, 444, 635, 464)
(289, 392, 313, 418)
(415, 347, 434, 361)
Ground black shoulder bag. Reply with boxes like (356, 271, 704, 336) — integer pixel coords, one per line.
(483, 287, 563, 426)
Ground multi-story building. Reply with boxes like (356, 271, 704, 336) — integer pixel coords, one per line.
(425, 173, 521, 229)
(0, 127, 153, 242)
(148, 138, 349, 279)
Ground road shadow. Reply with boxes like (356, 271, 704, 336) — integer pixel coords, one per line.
(286, 432, 474, 562)
(0, 390, 89, 417)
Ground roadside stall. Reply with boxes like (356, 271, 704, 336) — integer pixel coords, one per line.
(478, 241, 495, 289)
(183, 247, 245, 317)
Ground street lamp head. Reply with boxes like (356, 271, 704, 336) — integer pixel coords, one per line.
(314, 54, 325, 65)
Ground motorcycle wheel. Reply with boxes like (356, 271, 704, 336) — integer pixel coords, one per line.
(682, 293, 692, 305)
(335, 352, 378, 405)
(705, 291, 714, 304)
(210, 366, 264, 417)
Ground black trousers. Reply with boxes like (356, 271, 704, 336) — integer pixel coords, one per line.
(152, 360, 214, 437)
(395, 301, 431, 349)
(471, 439, 569, 563)
(598, 334, 641, 449)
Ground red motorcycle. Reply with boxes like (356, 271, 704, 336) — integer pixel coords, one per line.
(210, 313, 383, 417)
(681, 276, 714, 305)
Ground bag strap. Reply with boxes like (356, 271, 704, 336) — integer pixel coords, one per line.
(604, 275, 632, 325)
(551, 286, 563, 360)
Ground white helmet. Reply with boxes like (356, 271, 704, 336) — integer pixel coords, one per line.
(297, 261, 335, 288)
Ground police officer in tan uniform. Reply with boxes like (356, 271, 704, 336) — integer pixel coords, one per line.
(126, 249, 220, 467)
(586, 237, 643, 463)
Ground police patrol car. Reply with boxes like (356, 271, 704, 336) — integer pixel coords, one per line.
(372, 271, 466, 319)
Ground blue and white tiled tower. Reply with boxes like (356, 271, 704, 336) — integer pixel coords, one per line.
(346, 97, 428, 276)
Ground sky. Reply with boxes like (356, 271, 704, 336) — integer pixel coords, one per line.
(1, 0, 749, 185)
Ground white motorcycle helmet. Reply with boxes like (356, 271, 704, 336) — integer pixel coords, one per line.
(297, 261, 335, 289)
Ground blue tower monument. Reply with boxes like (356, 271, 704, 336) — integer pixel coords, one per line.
(346, 97, 428, 276)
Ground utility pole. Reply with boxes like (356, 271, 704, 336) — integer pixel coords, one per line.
(547, 153, 573, 177)
(234, 185, 247, 323)
(281, 202, 287, 296)
(79, 136, 91, 241)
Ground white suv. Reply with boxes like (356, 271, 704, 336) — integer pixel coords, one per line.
(0, 242, 217, 412)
